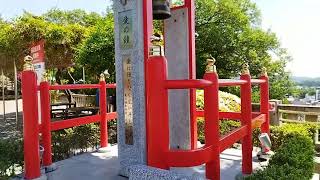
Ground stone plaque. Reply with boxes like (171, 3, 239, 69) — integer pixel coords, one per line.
(123, 56, 133, 145)
(119, 10, 133, 49)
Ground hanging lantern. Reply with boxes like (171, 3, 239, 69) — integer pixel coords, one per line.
(152, 0, 172, 20)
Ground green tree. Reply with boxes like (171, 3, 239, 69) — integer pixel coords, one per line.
(0, 9, 104, 76)
(76, 14, 115, 83)
(195, 0, 294, 100)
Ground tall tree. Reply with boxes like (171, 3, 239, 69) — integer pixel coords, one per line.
(76, 13, 115, 83)
(195, 0, 294, 100)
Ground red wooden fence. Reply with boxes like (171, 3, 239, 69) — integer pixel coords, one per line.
(21, 70, 116, 179)
(146, 56, 270, 180)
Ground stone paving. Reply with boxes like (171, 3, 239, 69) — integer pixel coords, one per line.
(43, 145, 267, 180)
(0, 99, 23, 139)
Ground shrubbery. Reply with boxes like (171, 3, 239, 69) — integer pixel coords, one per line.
(252, 123, 317, 150)
(52, 121, 117, 161)
(0, 120, 117, 179)
(245, 135, 315, 180)
(197, 90, 241, 143)
(0, 138, 23, 179)
(196, 89, 318, 151)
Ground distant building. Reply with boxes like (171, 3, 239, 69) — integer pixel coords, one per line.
(316, 87, 320, 101)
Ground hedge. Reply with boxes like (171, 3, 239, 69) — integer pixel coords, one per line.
(198, 118, 318, 151)
(0, 120, 117, 179)
(0, 138, 23, 179)
(245, 135, 315, 180)
(196, 89, 318, 150)
(196, 90, 241, 144)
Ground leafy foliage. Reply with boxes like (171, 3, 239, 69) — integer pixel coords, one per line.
(245, 135, 315, 180)
(0, 9, 104, 73)
(0, 138, 23, 179)
(196, 90, 318, 149)
(76, 14, 115, 83)
(196, 90, 241, 143)
(0, 121, 117, 178)
(195, 0, 294, 100)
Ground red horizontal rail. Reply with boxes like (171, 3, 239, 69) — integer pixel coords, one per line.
(196, 111, 241, 120)
(50, 112, 117, 131)
(106, 112, 118, 120)
(166, 145, 214, 167)
(251, 79, 266, 85)
(196, 111, 263, 119)
(50, 84, 101, 90)
(106, 84, 116, 89)
(251, 114, 266, 129)
(51, 115, 100, 131)
(165, 79, 213, 89)
(171, 5, 187, 10)
(218, 79, 247, 87)
(219, 125, 248, 152)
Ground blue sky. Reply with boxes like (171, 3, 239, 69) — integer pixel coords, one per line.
(0, 0, 319, 77)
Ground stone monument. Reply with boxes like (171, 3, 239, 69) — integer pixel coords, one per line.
(114, 0, 197, 178)
(113, 0, 148, 176)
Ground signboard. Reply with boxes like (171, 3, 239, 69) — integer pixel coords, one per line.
(123, 56, 133, 145)
(119, 10, 133, 49)
(30, 40, 45, 84)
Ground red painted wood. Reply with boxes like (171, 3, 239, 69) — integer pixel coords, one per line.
(251, 79, 267, 85)
(196, 110, 242, 120)
(260, 75, 270, 135)
(166, 146, 214, 167)
(240, 74, 253, 175)
(50, 84, 100, 90)
(146, 56, 170, 169)
(219, 125, 248, 153)
(185, 0, 197, 150)
(203, 71, 220, 180)
(106, 112, 117, 120)
(165, 79, 212, 89)
(51, 115, 100, 131)
(218, 79, 247, 87)
(21, 71, 41, 179)
(40, 81, 53, 167)
(106, 84, 116, 89)
(143, 0, 153, 164)
(100, 81, 108, 147)
(251, 114, 266, 129)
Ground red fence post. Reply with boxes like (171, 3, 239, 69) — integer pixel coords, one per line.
(260, 68, 270, 135)
(146, 56, 169, 169)
(203, 60, 220, 180)
(21, 64, 41, 179)
(99, 75, 108, 148)
(240, 64, 253, 175)
(40, 79, 53, 168)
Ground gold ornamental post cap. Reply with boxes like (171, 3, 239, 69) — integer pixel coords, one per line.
(241, 63, 250, 75)
(103, 69, 110, 79)
(42, 72, 48, 82)
(261, 67, 268, 76)
(205, 57, 216, 73)
(100, 73, 105, 82)
(23, 55, 34, 71)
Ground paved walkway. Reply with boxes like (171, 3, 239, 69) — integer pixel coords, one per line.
(46, 145, 126, 180)
(44, 145, 270, 180)
(0, 100, 23, 139)
(10, 145, 319, 180)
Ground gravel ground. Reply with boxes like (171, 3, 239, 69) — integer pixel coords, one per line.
(0, 99, 23, 139)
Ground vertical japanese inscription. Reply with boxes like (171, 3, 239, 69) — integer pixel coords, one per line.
(119, 10, 133, 49)
(123, 56, 133, 145)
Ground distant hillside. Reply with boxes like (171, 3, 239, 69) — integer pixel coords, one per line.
(292, 76, 320, 87)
